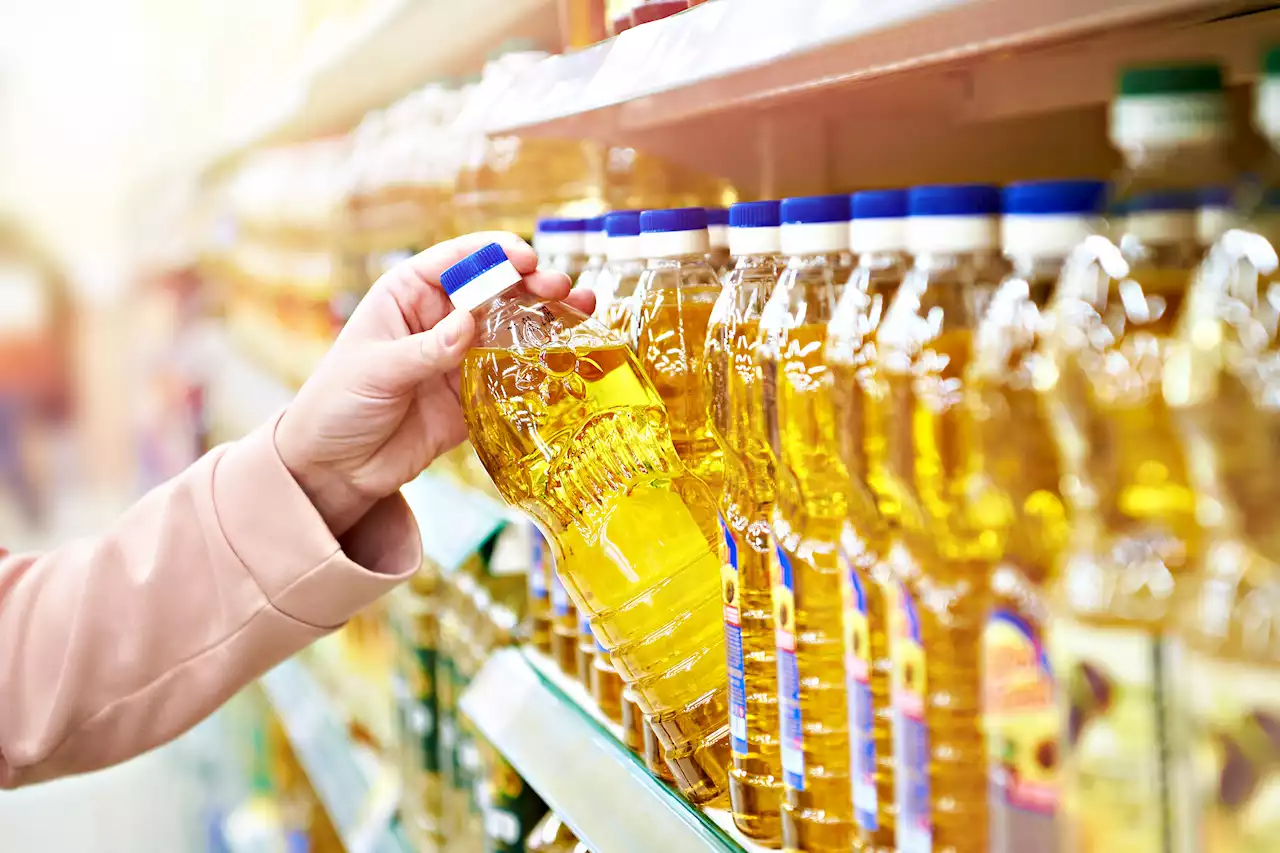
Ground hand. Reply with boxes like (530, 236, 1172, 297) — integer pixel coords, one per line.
(276, 232, 595, 537)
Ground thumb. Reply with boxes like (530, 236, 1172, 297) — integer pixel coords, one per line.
(371, 309, 476, 391)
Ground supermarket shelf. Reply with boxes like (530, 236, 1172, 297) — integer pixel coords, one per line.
(206, 329, 296, 442)
(486, 0, 1279, 194)
(261, 659, 413, 853)
(460, 647, 771, 853)
(205, 0, 558, 173)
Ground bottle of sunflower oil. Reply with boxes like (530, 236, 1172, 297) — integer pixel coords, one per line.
(589, 624, 625, 724)
(535, 218, 589, 281)
(877, 183, 1006, 853)
(575, 610, 595, 686)
(547, 554, 579, 676)
(1165, 50, 1280, 853)
(526, 523, 553, 654)
(634, 207, 726, 495)
(971, 179, 1106, 853)
(707, 207, 733, 276)
(1034, 64, 1232, 853)
(704, 199, 784, 843)
(593, 211, 646, 341)
(757, 193, 853, 852)
(824, 188, 910, 853)
(448, 243, 730, 804)
(578, 215, 609, 294)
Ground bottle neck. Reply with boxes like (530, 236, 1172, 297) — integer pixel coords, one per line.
(732, 252, 777, 271)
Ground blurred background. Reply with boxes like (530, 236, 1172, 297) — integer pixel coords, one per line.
(3, 1, 1280, 852)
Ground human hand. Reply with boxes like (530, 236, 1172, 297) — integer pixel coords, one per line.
(276, 232, 595, 537)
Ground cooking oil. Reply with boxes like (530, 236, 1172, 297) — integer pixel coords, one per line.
(758, 194, 853, 852)
(972, 180, 1106, 853)
(536, 218, 589, 280)
(825, 188, 911, 853)
(707, 207, 732, 275)
(634, 207, 725, 494)
(589, 624, 625, 724)
(705, 200, 784, 843)
(593, 211, 646, 342)
(576, 611, 595, 686)
(447, 242, 730, 804)
(548, 556, 580, 676)
(878, 184, 1007, 853)
(578, 216, 608, 293)
(1034, 64, 1231, 853)
(1164, 50, 1280, 853)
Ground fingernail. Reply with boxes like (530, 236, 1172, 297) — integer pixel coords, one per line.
(438, 312, 463, 348)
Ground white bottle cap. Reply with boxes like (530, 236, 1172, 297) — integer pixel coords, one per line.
(441, 242, 524, 312)
(606, 235, 644, 262)
(729, 226, 781, 257)
(640, 208, 711, 259)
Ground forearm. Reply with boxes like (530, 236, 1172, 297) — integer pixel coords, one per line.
(0, 416, 420, 788)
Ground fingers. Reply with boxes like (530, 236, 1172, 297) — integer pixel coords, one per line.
(401, 232, 538, 287)
(370, 308, 477, 391)
(522, 269, 573, 300)
(564, 286, 596, 317)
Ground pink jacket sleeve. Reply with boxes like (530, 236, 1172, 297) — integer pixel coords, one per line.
(0, 418, 422, 788)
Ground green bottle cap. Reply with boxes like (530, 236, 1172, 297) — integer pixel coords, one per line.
(1117, 63, 1223, 96)
(1264, 45, 1280, 77)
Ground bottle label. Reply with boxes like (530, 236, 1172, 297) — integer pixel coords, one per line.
(841, 545, 878, 832)
(774, 544, 804, 791)
(528, 528, 548, 600)
(721, 516, 749, 756)
(1050, 619, 1172, 853)
(893, 571, 931, 853)
(1184, 650, 1280, 852)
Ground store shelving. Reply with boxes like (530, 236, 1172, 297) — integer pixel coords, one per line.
(261, 659, 413, 853)
(461, 647, 771, 853)
(205, 0, 559, 175)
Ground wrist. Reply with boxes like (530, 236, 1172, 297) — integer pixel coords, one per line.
(274, 412, 374, 539)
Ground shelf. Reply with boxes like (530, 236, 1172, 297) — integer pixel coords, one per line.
(399, 471, 523, 574)
(485, 0, 1278, 194)
(261, 659, 413, 853)
(206, 329, 296, 443)
(205, 0, 559, 174)
(460, 647, 772, 853)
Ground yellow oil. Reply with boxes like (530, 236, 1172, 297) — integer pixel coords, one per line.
(593, 256, 645, 343)
(879, 250, 1007, 853)
(969, 265, 1068, 853)
(461, 309, 730, 803)
(589, 628, 625, 724)
(547, 547, 580, 676)
(1167, 209, 1280, 853)
(621, 687, 646, 754)
(1039, 245, 1202, 853)
(759, 253, 851, 852)
(576, 612, 595, 686)
(634, 267, 725, 493)
(825, 252, 907, 853)
(705, 252, 783, 843)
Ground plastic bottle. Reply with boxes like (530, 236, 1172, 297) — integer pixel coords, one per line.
(448, 243, 730, 804)
(1165, 52, 1280, 853)
(824, 188, 911, 853)
(1036, 64, 1231, 853)
(707, 207, 732, 275)
(527, 524, 553, 654)
(757, 193, 853, 852)
(972, 180, 1106, 853)
(593, 211, 645, 340)
(878, 183, 1006, 853)
(548, 557, 579, 676)
(704, 200, 784, 843)
(589, 624, 625, 724)
(578, 215, 608, 294)
(536, 218, 589, 280)
(634, 207, 725, 494)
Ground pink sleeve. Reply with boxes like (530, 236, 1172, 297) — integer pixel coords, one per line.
(0, 417, 422, 788)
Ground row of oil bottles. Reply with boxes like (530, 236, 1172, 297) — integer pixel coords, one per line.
(388, 522, 604, 853)
(445, 53, 1280, 853)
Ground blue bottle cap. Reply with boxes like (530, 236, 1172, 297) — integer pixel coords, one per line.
(705, 207, 730, 226)
(1125, 190, 1200, 213)
(1198, 186, 1234, 208)
(584, 215, 607, 231)
(851, 189, 908, 220)
(536, 217, 587, 233)
(909, 184, 1001, 217)
(1002, 180, 1108, 215)
(604, 210, 642, 237)
(441, 242, 512, 296)
(780, 194, 851, 225)
(729, 201, 781, 228)
(640, 207, 708, 233)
